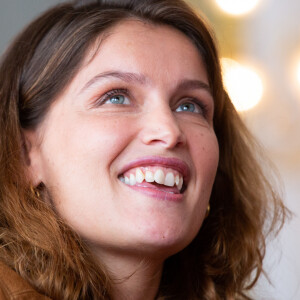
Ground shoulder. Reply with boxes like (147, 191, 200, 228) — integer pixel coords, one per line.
(0, 261, 51, 300)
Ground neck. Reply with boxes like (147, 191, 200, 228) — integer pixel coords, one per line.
(95, 249, 163, 300)
(111, 263, 162, 300)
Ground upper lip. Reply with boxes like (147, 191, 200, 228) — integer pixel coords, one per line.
(119, 156, 190, 184)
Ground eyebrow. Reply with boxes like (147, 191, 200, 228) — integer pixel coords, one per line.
(79, 70, 212, 96)
(79, 71, 148, 94)
(177, 79, 212, 96)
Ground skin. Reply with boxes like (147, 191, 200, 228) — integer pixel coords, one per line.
(25, 20, 219, 299)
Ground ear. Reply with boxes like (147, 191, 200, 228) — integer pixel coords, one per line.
(22, 129, 44, 187)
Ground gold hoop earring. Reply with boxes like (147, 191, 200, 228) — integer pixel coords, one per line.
(205, 204, 210, 218)
(30, 185, 40, 198)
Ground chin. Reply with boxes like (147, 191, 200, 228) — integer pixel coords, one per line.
(129, 222, 200, 258)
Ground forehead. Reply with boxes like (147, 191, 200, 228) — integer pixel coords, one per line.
(87, 18, 202, 57)
(68, 19, 208, 94)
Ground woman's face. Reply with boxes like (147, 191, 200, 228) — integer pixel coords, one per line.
(27, 20, 219, 259)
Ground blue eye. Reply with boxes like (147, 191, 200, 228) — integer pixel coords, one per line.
(106, 95, 126, 104)
(92, 89, 131, 108)
(176, 103, 197, 113)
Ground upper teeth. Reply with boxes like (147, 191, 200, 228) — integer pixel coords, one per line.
(120, 167, 184, 191)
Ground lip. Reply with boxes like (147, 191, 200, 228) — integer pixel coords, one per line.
(119, 156, 190, 185)
(124, 183, 184, 202)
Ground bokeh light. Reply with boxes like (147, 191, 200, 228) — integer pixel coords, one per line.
(215, 0, 260, 16)
(221, 58, 263, 111)
(297, 60, 300, 85)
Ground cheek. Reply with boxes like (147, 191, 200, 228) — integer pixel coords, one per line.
(38, 115, 131, 193)
(187, 127, 219, 212)
(181, 125, 218, 208)
(40, 114, 138, 215)
(48, 115, 135, 164)
(38, 116, 135, 232)
(76, 116, 136, 157)
(188, 127, 219, 174)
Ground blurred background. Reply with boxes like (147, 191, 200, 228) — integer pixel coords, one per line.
(0, 0, 299, 299)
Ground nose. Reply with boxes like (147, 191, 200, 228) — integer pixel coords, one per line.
(139, 103, 186, 149)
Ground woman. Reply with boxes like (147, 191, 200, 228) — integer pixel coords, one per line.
(0, 0, 286, 299)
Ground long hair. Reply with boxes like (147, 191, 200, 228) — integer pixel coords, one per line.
(0, 0, 286, 299)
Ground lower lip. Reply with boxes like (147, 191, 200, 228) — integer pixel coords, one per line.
(123, 183, 184, 202)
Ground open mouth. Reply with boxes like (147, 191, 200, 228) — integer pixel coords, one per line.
(118, 166, 187, 194)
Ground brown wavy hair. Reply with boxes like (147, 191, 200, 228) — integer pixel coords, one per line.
(0, 0, 286, 299)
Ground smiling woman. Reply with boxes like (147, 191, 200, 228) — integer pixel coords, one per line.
(0, 0, 286, 299)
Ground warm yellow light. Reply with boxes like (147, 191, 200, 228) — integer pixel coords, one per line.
(297, 60, 300, 84)
(215, 0, 260, 15)
(221, 58, 263, 111)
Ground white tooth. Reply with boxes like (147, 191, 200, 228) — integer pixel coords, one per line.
(177, 176, 183, 191)
(119, 176, 125, 183)
(175, 175, 179, 186)
(145, 170, 154, 182)
(136, 168, 144, 183)
(154, 169, 165, 184)
(164, 172, 175, 187)
(125, 176, 130, 185)
(129, 173, 136, 186)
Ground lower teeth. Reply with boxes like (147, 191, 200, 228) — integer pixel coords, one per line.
(119, 176, 184, 193)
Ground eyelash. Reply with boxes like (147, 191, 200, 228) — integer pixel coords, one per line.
(176, 98, 208, 116)
(92, 88, 209, 117)
(94, 88, 130, 106)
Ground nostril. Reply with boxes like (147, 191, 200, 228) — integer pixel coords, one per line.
(140, 124, 186, 148)
(138, 105, 186, 148)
